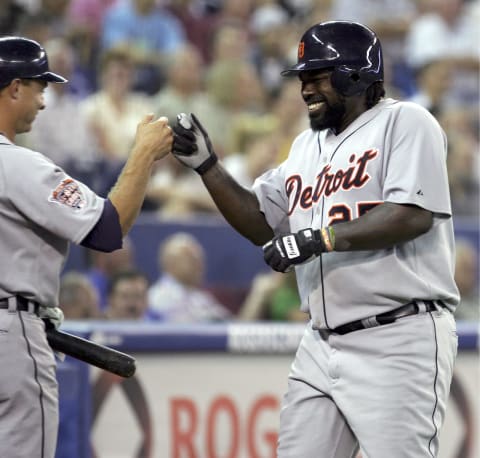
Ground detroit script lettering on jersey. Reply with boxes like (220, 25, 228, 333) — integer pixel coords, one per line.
(286, 148, 378, 215)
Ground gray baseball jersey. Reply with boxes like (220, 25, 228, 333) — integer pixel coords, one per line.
(253, 98, 459, 330)
(0, 134, 104, 306)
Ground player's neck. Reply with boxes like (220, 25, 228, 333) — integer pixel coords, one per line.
(336, 104, 369, 134)
(0, 127, 14, 142)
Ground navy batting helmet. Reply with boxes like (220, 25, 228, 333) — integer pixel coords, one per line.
(281, 21, 383, 96)
(0, 36, 67, 88)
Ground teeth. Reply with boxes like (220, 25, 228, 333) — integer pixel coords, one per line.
(308, 102, 323, 111)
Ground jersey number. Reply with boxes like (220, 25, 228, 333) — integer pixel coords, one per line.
(328, 202, 381, 225)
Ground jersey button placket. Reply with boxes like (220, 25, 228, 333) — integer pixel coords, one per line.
(327, 337, 340, 382)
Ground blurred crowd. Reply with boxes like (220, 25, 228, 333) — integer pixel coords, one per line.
(3, 0, 479, 322)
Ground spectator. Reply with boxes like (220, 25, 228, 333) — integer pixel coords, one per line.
(15, 10, 54, 45)
(23, 0, 73, 39)
(268, 270, 307, 321)
(404, 0, 480, 106)
(223, 78, 308, 164)
(85, 236, 136, 310)
(0, 0, 28, 34)
(219, 0, 255, 26)
(146, 154, 217, 216)
(209, 21, 251, 64)
(80, 47, 154, 164)
(148, 231, 302, 323)
(166, 0, 220, 63)
(147, 46, 220, 216)
(238, 270, 308, 322)
(104, 269, 156, 320)
(14, 1, 74, 47)
(205, 0, 256, 48)
(148, 232, 232, 322)
(100, 0, 186, 94)
(267, 78, 309, 161)
(224, 131, 280, 188)
(148, 44, 216, 215)
(228, 112, 277, 156)
(68, 0, 116, 39)
(407, 58, 452, 117)
(195, 57, 266, 157)
(453, 237, 479, 322)
(438, 106, 479, 143)
(59, 271, 102, 319)
(66, 0, 117, 89)
(446, 134, 480, 218)
(249, 1, 291, 99)
(152, 43, 208, 125)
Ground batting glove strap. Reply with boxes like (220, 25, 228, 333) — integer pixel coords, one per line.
(262, 228, 326, 273)
(195, 154, 218, 175)
(172, 112, 218, 175)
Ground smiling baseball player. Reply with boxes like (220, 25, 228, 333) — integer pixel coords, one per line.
(172, 20, 459, 458)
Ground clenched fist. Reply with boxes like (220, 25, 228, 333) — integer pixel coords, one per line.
(172, 113, 218, 175)
(263, 228, 327, 272)
(134, 114, 173, 161)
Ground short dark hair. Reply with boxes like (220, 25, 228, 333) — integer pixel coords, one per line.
(98, 47, 134, 75)
(108, 269, 149, 296)
(0, 78, 40, 91)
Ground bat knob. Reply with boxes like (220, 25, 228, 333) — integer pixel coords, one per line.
(109, 352, 137, 378)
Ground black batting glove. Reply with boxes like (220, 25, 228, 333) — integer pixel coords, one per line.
(172, 113, 218, 175)
(262, 228, 326, 273)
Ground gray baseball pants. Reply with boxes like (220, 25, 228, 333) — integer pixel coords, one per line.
(0, 302, 58, 458)
(277, 307, 457, 458)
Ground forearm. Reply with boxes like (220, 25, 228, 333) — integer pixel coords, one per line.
(202, 163, 274, 245)
(332, 202, 433, 251)
(263, 203, 434, 273)
(108, 148, 155, 236)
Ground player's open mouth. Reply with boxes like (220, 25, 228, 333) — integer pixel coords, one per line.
(308, 102, 324, 113)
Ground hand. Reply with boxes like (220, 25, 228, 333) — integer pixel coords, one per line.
(134, 114, 173, 161)
(262, 228, 325, 273)
(39, 306, 64, 330)
(172, 113, 218, 175)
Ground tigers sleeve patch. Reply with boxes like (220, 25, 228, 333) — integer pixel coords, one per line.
(49, 178, 86, 209)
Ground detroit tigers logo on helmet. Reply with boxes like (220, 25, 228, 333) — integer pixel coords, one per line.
(298, 42, 305, 59)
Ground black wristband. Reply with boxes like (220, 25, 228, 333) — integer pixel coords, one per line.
(195, 154, 218, 175)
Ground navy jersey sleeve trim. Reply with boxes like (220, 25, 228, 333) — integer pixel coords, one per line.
(80, 199, 123, 252)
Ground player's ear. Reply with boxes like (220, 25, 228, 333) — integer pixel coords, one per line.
(6, 78, 22, 99)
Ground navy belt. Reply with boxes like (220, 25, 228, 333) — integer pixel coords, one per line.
(332, 300, 438, 335)
(0, 296, 40, 316)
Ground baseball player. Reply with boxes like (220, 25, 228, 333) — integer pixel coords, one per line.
(172, 21, 459, 458)
(0, 36, 172, 458)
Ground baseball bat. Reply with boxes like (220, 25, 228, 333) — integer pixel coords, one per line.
(46, 328, 136, 378)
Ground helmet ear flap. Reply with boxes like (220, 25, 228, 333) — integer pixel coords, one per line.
(350, 73, 361, 82)
(331, 67, 366, 96)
